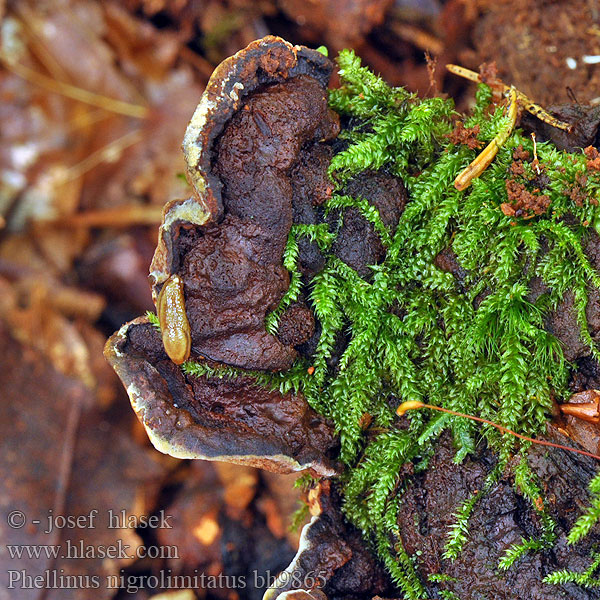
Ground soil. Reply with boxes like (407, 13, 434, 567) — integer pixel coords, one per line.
(472, 0, 600, 107)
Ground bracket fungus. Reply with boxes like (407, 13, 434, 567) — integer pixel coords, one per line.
(263, 481, 388, 600)
(105, 34, 600, 600)
(105, 37, 344, 476)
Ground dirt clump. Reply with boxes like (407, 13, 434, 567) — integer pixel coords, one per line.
(502, 179, 550, 218)
(585, 145, 600, 171)
(445, 122, 483, 149)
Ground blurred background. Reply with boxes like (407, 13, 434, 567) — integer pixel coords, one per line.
(0, 1, 598, 599)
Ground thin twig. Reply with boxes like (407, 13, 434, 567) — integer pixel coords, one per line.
(53, 205, 164, 228)
(59, 129, 143, 184)
(397, 400, 600, 461)
(0, 55, 149, 119)
(446, 64, 572, 132)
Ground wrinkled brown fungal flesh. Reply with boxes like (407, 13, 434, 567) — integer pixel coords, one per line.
(149, 36, 338, 296)
(105, 318, 338, 474)
(264, 482, 389, 600)
(105, 36, 344, 476)
(151, 36, 340, 371)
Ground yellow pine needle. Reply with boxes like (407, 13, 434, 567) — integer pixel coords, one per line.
(454, 87, 518, 191)
(60, 129, 143, 184)
(446, 64, 572, 132)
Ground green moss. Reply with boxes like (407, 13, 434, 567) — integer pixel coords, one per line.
(184, 49, 600, 596)
(146, 310, 161, 330)
(543, 551, 600, 588)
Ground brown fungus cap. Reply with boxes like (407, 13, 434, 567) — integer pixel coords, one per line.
(105, 318, 338, 474)
(105, 36, 341, 476)
(263, 482, 389, 600)
(149, 35, 337, 295)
